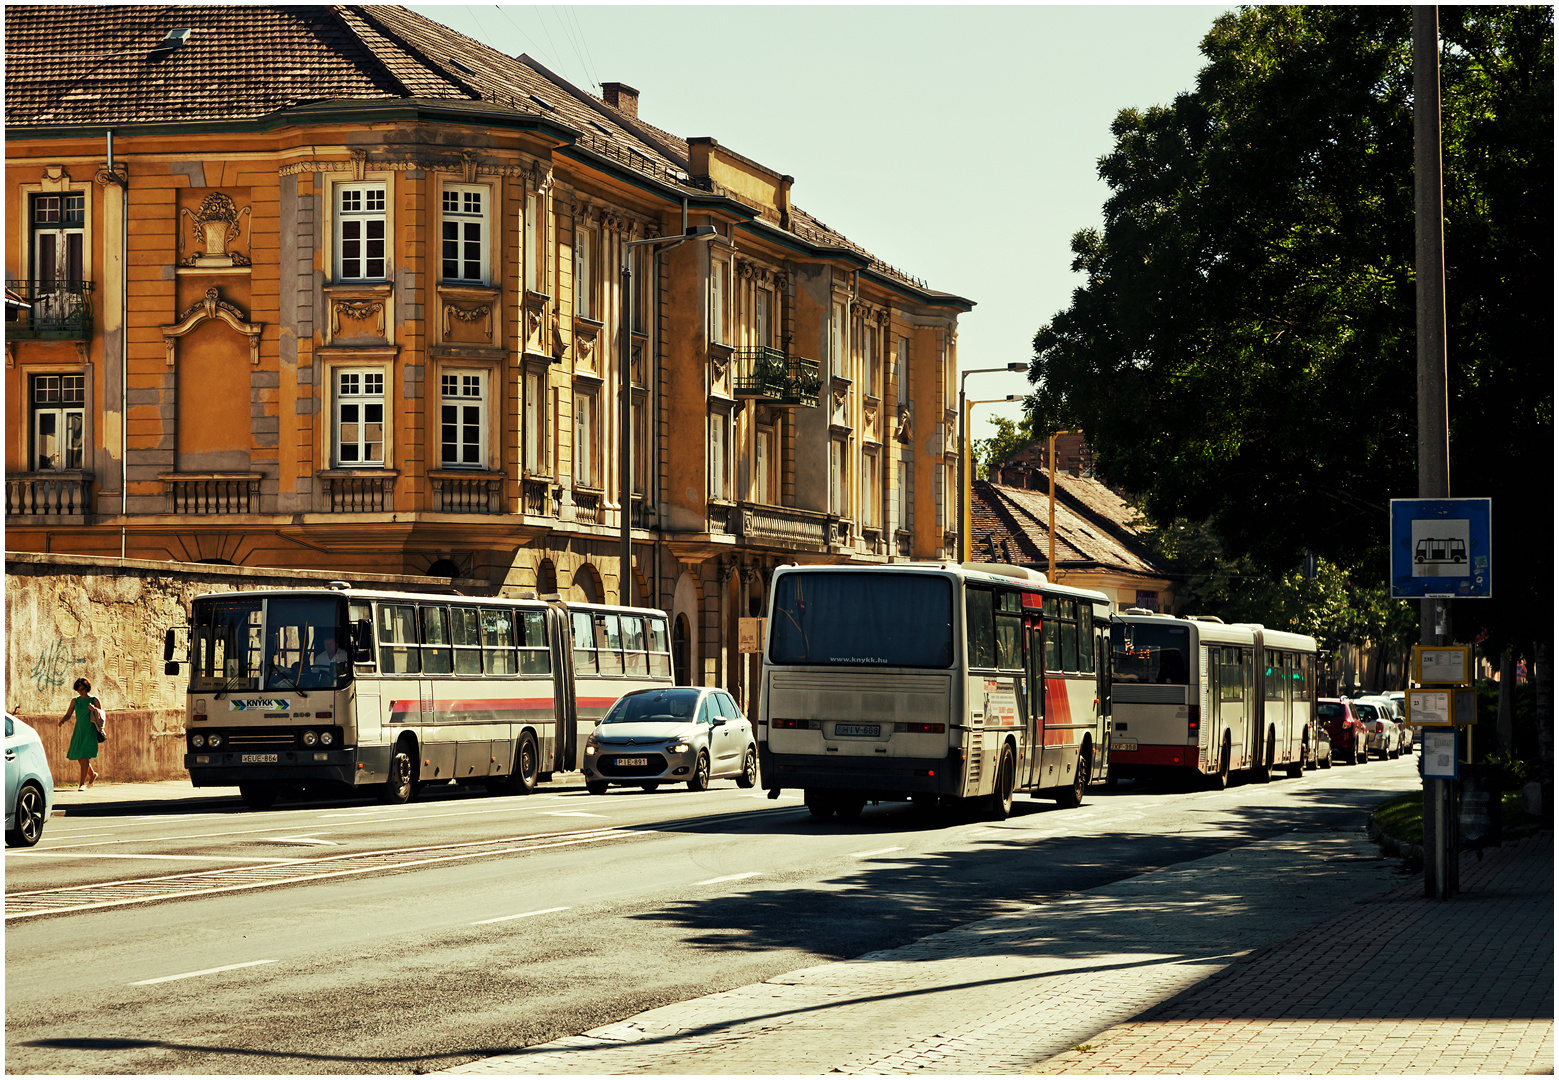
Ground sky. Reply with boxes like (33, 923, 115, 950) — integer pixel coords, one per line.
(408, 3, 1229, 442)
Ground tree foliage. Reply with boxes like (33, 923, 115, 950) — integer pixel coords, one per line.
(1029, 6, 1552, 656)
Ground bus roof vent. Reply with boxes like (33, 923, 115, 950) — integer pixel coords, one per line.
(1184, 614, 1224, 623)
(327, 580, 352, 591)
(1122, 607, 1157, 616)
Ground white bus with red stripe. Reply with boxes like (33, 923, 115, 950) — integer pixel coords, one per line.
(758, 563, 1112, 820)
(1108, 611, 1319, 787)
(174, 585, 671, 808)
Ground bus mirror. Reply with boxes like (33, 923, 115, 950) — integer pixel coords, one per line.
(164, 627, 177, 662)
(352, 619, 373, 662)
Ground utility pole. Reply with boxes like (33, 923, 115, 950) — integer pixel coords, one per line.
(1414, 5, 1455, 899)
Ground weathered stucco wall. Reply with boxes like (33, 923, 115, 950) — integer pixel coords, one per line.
(4, 552, 453, 783)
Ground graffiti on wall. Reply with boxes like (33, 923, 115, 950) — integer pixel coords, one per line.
(29, 639, 89, 697)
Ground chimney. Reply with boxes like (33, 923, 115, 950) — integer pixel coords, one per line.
(601, 82, 639, 119)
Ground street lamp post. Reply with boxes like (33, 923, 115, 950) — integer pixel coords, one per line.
(957, 362, 1027, 561)
(619, 225, 718, 603)
(963, 394, 1021, 563)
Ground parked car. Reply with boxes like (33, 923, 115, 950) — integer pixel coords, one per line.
(1306, 717, 1333, 770)
(5, 712, 55, 847)
(1352, 700, 1401, 759)
(582, 687, 758, 795)
(1317, 698, 1370, 765)
(1381, 692, 1413, 752)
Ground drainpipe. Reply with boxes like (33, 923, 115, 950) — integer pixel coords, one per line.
(108, 131, 128, 558)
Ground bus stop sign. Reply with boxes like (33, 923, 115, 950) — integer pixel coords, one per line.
(1390, 498, 1492, 599)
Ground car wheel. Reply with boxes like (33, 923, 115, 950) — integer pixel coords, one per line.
(240, 782, 279, 809)
(687, 751, 710, 792)
(1055, 741, 1091, 807)
(1320, 746, 1332, 769)
(986, 744, 1016, 819)
(6, 782, 46, 847)
(639, 781, 660, 792)
(382, 746, 415, 804)
(586, 780, 609, 796)
(735, 748, 758, 790)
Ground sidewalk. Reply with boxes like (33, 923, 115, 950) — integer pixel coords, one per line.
(46, 778, 242, 816)
(446, 831, 1553, 1076)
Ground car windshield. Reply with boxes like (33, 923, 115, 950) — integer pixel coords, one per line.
(1355, 703, 1379, 720)
(601, 688, 701, 724)
(1317, 702, 1346, 719)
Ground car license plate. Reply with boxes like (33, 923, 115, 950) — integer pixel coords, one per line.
(241, 753, 278, 763)
(617, 757, 648, 767)
(1110, 739, 1138, 752)
(834, 724, 880, 737)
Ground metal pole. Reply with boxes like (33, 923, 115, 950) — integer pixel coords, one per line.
(957, 386, 967, 562)
(619, 254, 633, 604)
(1414, 4, 1453, 899)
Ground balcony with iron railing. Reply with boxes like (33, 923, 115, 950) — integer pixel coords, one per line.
(5, 279, 94, 339)
(732, 346, 822, 408)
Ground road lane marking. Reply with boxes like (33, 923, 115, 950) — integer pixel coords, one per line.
(847, 847, 905, 858)
(7, 852, 308, 863)
(262, 837, 339, 846)
(471, 906, 570, 925)
(543, 812, 607, 818)
(130, 959, 277, 985)
(694, 872, 761, 886)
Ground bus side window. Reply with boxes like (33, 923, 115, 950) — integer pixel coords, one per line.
(647, 616, 671, 677)
(572, 611, 597, 675)
(994, 591, 1022, 671)
(481, 608, 516, 674)
(421, 605, 453, 675)
(379, 604, 420, 674)
(622, 616, 647, 675)
(451, 606, 482, 675)
(1057, 600, 1079, 672)
(519, 609, 551, 674)
(595, 614, 624, 675)
(348, 602, 375, 671)
(966, 588, 995, 670)
(1042, 597, 1061, 673)
(1079, 606, 1095, 675)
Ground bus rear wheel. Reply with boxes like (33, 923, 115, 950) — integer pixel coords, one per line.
(986, 744, 1016, 820)
(1055, 741, 1091, 809)
(499, 732, 540, 795)
(1206, 736, 1231, 791)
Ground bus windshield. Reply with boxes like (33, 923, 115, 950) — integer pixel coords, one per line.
(768, 572, 954, 668)
(189, 595, 349, 694)
(1111, 622, 1190, 685)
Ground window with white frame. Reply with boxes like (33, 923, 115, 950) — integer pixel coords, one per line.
(710, 256, 729, 345)
(334, 368, 385, 466)
(755, 286, 774, 348)
(439, 370, 487, 468)
(335, 184, 387, 281)
(862, 324, 878, 399)
(525, 191, 547, 293)
(440, 185, 488, 283)
(573, 223, 597, 320)
(755, 426, 776, 505)
(862, 448, 881, 528)
(524, 367, 548, 475)
(574, 385, 599, 488)
(29, 373, 84, 471)
(30, 193, 85, 285)
(709, 408, 732, 500)
(831, 301, 845, 380)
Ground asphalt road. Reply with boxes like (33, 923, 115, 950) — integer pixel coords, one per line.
(4, 757, 1421, 1074)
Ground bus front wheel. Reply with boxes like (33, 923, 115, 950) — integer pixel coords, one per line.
(1206, 736, 1231, 791)
(240, 783, 278, 809)
(382, 748, 414, 805)
(500, 732, 540, 796)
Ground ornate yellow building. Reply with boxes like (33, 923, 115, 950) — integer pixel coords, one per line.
(4, 6, 972, 707)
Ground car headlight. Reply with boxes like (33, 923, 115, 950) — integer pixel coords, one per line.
(302, 730, 318, 747)
(191, 733, 206, 748)
(320, 730, 335, 747)
(584, 744, 597, 756)
(669, 743, 690, 754)
(207, 733, 222, 748)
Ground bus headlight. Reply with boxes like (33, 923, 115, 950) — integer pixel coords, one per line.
(320, 730, 335, 747)
(191, 733, 206, 749)
(302, 730, 318, 747)
(207, 733, 222, 749)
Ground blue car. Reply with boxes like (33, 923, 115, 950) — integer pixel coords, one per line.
(5, 713, 55, 847)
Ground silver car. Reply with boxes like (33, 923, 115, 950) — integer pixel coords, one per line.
(1353, 701, 1401, 759)
(582, 687, 758, 795)
(6, 713, 55, 848)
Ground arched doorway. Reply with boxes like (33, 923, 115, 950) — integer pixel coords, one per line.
(673, 614, 691, 686)
(574, 563, 601, 604)
(537, 559, 557, 596)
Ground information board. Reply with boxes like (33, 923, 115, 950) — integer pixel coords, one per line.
(1421, 729, 1459, 778)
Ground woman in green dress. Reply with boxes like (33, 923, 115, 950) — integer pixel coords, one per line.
(58, 677, 103, 790)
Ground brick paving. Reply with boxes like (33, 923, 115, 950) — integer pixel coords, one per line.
(445, 830, 1552, 1076)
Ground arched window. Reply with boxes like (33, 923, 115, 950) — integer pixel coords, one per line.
(673, 614, 691, 686)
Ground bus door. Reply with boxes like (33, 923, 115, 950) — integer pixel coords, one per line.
(1023, 609, 1045, 789)
(546, 606, 577, 771)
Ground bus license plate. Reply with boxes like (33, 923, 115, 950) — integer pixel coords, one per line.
(241, 753, 278, 763)
(617, 757, 648, 767)
(834, 724, 880, 738)
(1110, 739, 1137, 753)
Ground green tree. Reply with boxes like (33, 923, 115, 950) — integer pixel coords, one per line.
(1029, 6, 1551, 658)
(972, 415, 1037, 480)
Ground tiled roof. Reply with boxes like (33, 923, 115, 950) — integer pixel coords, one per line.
(4, 4, 956, 300)
(969, 476, 1171, 580)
